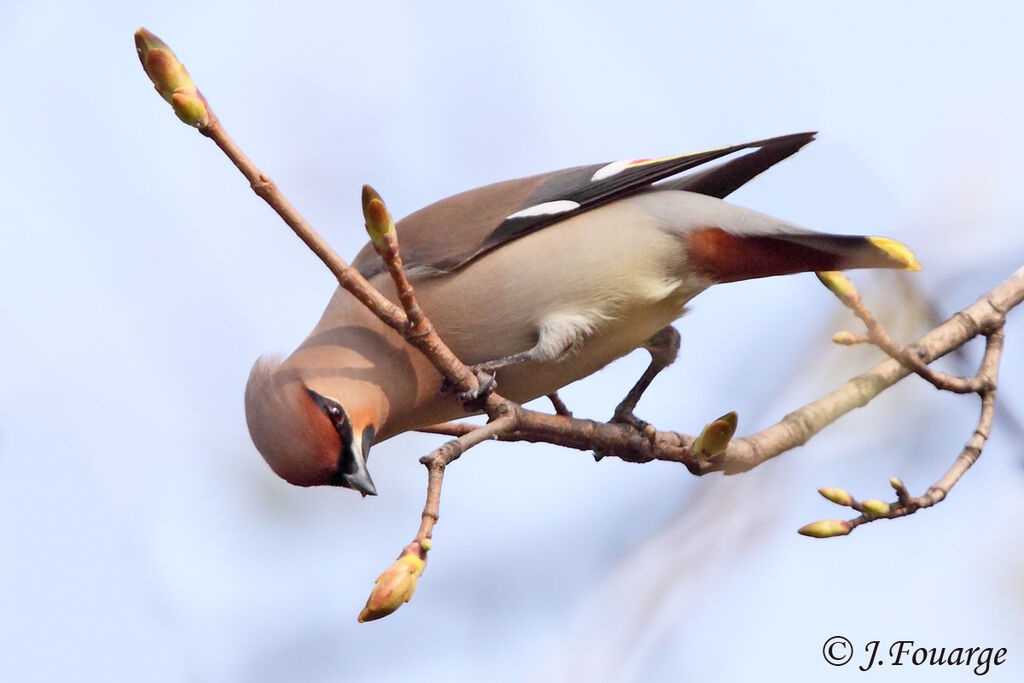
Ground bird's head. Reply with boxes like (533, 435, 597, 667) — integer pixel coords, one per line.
(244, 356, 384, 496)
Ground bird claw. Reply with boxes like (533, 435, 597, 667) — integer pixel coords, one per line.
(612, 409, 651, 434)
(439, 367, 497, 412)
(458, 369, 496, 411)
(593, 410, 657, 461)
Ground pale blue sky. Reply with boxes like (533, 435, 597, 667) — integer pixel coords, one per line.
(1, 1, 1022, 681)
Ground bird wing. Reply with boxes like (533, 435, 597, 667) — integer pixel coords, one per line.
(352, 132, 816, 279)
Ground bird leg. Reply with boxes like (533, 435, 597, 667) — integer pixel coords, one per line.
(547, 392, 573, 417)
(441, 322, 583, 410)
(594, 325, 680, 461)
(614, 325, 681, 427)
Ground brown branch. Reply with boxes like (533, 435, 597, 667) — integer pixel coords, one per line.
(135, 29, 1024, 483)
(853, 328, 1003, 524)
(715, 267, 1021, 476)
(201, 116, 411, 331)
(840, 281, 995, 393)
(414, 415, 518, 544)
(420, 270, 1021, 477)
(418, 421, 479, 437)
(200, 115, 485, 399)
(801, 327, 1005, 538)
(135, 28, 1023, 617)
(362, 187, 434, 338)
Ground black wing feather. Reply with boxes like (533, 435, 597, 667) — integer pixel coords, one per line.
(353, 132, 817, 279)
(658, 131, 815, 198)
(482, 132, 816, 252)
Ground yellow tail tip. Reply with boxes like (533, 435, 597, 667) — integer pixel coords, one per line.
(868, 237, 922, 271)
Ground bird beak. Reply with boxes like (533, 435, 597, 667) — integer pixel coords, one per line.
(337, 425, 377, 497)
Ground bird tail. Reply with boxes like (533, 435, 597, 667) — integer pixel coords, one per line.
(684, 227, 921, 284)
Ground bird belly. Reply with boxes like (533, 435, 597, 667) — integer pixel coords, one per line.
(495, 292, 692, 404)
(410, 200, 709, 403)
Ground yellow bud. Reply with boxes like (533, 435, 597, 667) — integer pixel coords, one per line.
(831, 331, 859, 345)
(716, 411, 738, 432)
(693, 411, 738, 458)
(134, 28, 209, 128)
(818, 487, 854, 507)
(362, 185, 396, 249)
(889, 477, 904, 490)
(867, 237, 922, 271)
(135, 28, 195, 101)
(816, 271, 860, 303)
(642, 423, 657, 442)
(419, 538, 433, 552)
(860, 499, 891, 517)
(358, 548, 426, 623)
(170, 90, 209, 126)
(798, 519, 852, 538)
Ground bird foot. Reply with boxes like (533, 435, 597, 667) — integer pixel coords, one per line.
(593, 410, 657, 461)
(611, 408, 651, 433)
(439, 367, 497, 412)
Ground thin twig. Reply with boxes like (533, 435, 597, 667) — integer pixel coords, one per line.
(898, 329, 1002, 507)
(717, 267, 1023, 475)
(418, 421, 479, 437)
(804, 327, 1005, 537)
(844, 285, 1000, 393)
(194, 113, 484, 399)
(198, 115, 408, 332)
(376, 233, 432, 338)
(415, 415, 518, 543)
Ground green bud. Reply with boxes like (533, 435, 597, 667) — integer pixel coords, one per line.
(170, 90, 208, 126)
(860, 499, 891, 517)
(798, 519, 852, 538)
(831, 331, 859, 345)
(362, 185, 396, 250)
(889, 477, 904, 491)
(693, 411, 738, 457)
(135, 29, 190, 99)
(816, 271, 860, 304)
(358, 547, 426, 623)
(134, 28, 209, 127)
(818, 487, 854, 507)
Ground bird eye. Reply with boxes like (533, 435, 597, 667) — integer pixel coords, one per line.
(308, 390, 354, 446)
(307, 390, 349, 429)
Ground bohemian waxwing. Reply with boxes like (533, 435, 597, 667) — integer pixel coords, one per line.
(244, 132, 919, 495)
